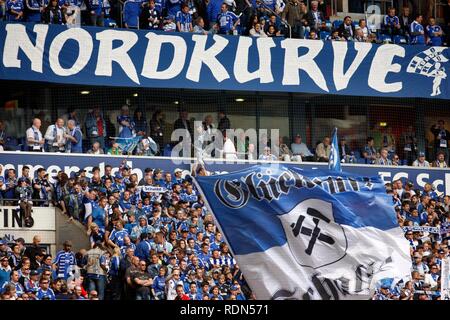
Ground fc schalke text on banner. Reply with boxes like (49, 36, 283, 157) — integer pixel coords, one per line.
(0, 22, 449, 100)
(195, 165, 412, 299)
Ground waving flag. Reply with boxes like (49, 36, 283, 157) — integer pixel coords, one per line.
(329, 128, 341, 172)
(195, 165, 411, 300)
(111, 136, 142, 154)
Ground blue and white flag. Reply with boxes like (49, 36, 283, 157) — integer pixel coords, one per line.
(195, 165, 411, 300)
(329, 128, 341, 172)
(112, 136, 142, 153)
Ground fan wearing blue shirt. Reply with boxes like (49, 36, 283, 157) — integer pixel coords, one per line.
(54, 241, 76, 280)
(36, 278, 56, 300)
(152, 266, 167, 300)
(206, 0, 222, 28)
(66, 119, 83, 153)
(6, 0, 24, 22)
(383, 7, 401, 38)
(108, 220, 129, 248)
(410, 14, 425, 45)
(426, 17, 443, 47)
(88, 0, 104, 26)
(87, 196, 107, 230)
(176, 3, 192, 32)
(25, 0, 43, 22)
(216, 3, 239, 35)
(117, 105, 135, 138)
(166, 0, 181, 17)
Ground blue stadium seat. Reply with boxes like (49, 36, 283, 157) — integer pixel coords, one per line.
(333, 20, 343, 30)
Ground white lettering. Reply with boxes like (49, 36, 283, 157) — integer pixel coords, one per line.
(95, 30, 139, 84)
(3, 24, 48, 73)
(333, 42, 371, 91)
(187, 35, 229, 83)
(49, 28, 93, 76)
(141, 33, 187, 80)
(416, 173, 429, 188)
(281, 39, 329, 92)
(378, 171, 392, 184)
(392, 172, 408, 181)
(445, 173, 450, 196)
(368, 44, 405, 93)
(234, 37, 275, 83)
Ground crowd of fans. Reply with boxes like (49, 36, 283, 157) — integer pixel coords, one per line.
(372, 179, 450, 300)
(0, 156, 448, 300)
(1, 107, 450, 167)
(0, 0, 449, 45)
(0, 161, 251, 300)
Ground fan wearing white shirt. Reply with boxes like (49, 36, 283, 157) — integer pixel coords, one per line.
(26, 118, 45, 152)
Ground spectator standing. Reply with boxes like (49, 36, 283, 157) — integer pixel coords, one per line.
(117, 105, 135, 139)
(53, 240, 76, 280)
(43, 0, 66, 24)
(85, 108, 107, 152)
(65, 119, 83, 153)
(176, 3, 193, 32)
(410, 14, 425, 44)
(173, 109, 193, 139)
(399, 6, 412, 37)
(401, 125, 417, 165)
(426, 16, 443, 46)
(87, 0, 104, 26)
(430, 120, 450, 163)
(282, 0, 307, 38)
(133, 109, 148, 136)
(25, 0, 43, 22)
(305, 0, 324, 32)
(133, 260, 153, 300)
(139, 0, 160, 29)
(217, 110, 230, 132)
(84, 242, 108, 300)
(207, 0, 222, 29)
(166, 0, 182, 17)
(216, 3, 240, 35)
(383, 7, 402, 39)
(6, 0, 24, 22)
(26, 118, 45, 152)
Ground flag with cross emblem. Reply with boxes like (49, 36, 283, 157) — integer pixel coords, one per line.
(194, 164, 411, 300)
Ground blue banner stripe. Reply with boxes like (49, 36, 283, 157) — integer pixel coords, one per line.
(1, 22, 449, 99)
